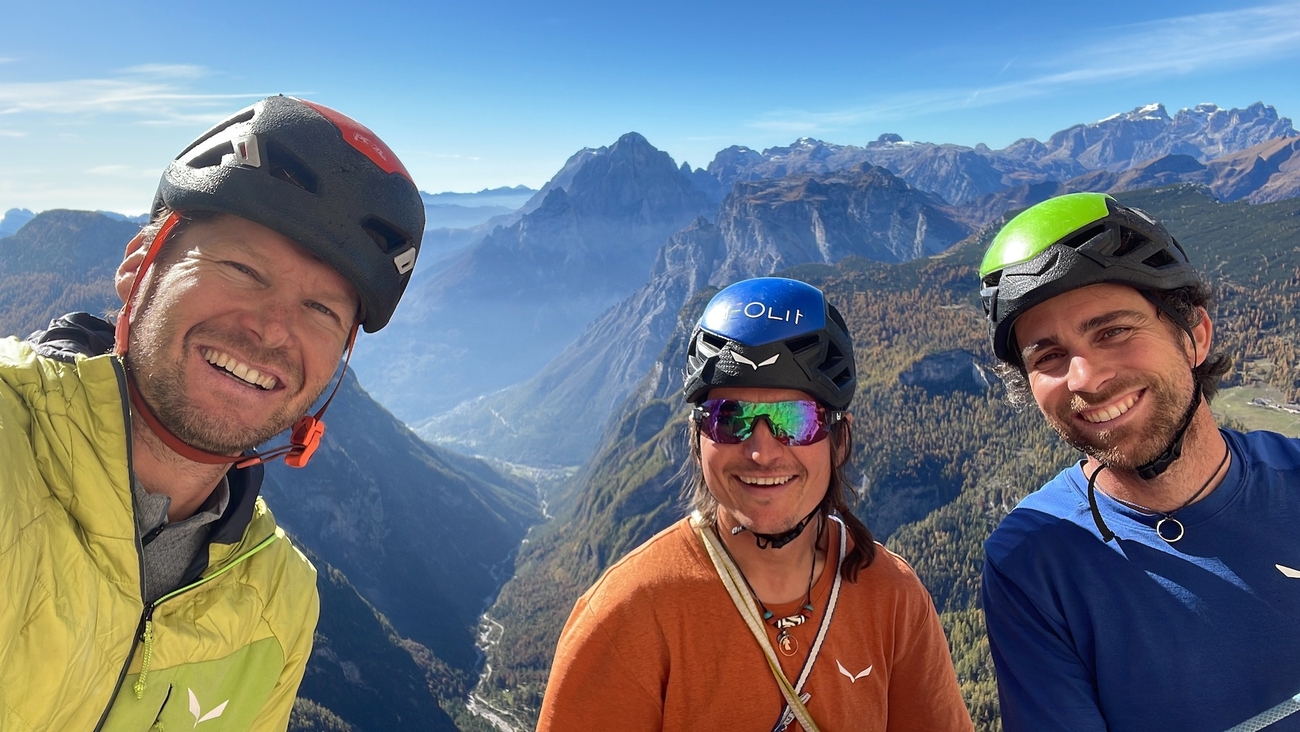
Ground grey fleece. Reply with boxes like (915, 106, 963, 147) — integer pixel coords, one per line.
(132, 475, 231, 604)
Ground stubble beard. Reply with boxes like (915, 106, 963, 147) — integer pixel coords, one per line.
(129, 308, 314, 456)
(1045, 372, 1195, 472)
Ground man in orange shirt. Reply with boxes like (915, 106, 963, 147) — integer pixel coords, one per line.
(539, 277, 972, 731)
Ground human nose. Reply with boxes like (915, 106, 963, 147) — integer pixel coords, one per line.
(1066, 352, 1114, 394)
(743, 419, 785, 464)
(242, 298, 296, 349)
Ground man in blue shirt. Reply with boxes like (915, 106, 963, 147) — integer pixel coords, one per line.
(977, 192, 1300, 731)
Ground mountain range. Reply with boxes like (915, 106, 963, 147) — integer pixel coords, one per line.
(421, 186, 538, 232)
(351, 132, 716, 421)
(418, 162, 974, 465)
(411, 102, 1300, 473)
(7, 99, 1300, 732)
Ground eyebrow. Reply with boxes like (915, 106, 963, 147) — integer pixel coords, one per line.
(216, 238, 358, 314)
(1020, 309, 1148, 358)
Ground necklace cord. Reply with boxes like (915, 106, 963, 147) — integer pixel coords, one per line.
(695, 514, 825, 732)
(722, 515, 822, 625)
(1087, 440, 1230, 544)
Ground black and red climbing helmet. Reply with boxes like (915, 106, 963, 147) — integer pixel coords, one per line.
(154, 95, 424, 332)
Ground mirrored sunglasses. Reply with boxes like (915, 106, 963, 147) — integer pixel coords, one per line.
(692, 399, 844, 447)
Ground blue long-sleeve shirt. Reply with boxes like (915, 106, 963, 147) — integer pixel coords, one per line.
(983, 429, 1300, 732)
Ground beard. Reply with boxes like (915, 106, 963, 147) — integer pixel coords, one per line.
(1044, 372, 1196, 472)
(129, 310, 313, 456)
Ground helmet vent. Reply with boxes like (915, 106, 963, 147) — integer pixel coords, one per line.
(1061, 223, 1106, 251)
(187, 141, 233, 170)
(176, 108, 255, 159)
(360, 216, 409, 254)
(265, 140, 319, 194)
(700, 332, 728, 350)
(786, 334, 820, 354)
(1113, 227, 1153, 258)
(822, 342, 851, 387)
(1143, 249, 1178, 269)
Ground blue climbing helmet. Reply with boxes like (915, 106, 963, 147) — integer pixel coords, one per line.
(684, 277, 856, 409)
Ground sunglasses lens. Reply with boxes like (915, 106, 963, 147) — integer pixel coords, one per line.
(698, 400, 831, 446)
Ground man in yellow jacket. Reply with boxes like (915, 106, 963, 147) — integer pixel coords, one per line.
(0, 96, 424, 730)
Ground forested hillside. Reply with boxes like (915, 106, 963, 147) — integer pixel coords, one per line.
(478, 184, 1300, 730)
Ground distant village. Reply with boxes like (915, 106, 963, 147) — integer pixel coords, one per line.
(1249, 397, 1300, 415)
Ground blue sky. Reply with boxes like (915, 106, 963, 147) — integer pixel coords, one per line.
(3, 0, 1300, 215)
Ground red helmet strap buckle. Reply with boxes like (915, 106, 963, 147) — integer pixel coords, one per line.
(283, 416, 326, 468)
(236, 323, 358, 470)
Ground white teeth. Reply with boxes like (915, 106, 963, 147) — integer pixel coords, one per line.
(1082, 394, 1138, 423)
(202, 347, 278, 390)
(739, 475, 793, 486)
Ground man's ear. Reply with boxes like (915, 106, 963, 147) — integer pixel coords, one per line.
(1189, 306, 1213, 368)
(115, 231, 150, 304)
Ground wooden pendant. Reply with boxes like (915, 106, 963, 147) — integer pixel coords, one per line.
(777, 629, 798, 656)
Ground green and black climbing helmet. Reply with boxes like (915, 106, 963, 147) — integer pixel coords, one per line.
(979, 192, 1201, 364)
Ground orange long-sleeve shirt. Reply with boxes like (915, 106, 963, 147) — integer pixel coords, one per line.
(538, 517, 973, 731)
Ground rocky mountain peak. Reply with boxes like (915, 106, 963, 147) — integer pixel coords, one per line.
(564, 131, 713, 222)
(1096, 103, 1170, 124)
(0, 208, 35, 238)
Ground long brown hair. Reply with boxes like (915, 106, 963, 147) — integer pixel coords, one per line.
(684, 416, 877, 581)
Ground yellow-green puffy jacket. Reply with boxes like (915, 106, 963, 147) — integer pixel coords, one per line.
(0, 318, 319, 731)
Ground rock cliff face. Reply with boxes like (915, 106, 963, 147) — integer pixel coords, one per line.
(417, 217, 726, 465)
(349, 132, 716, 423)
(898, 349, 991, 396)
(711, 164, 970, 280)
(1206, 136, 1300, 204)
(421, 165, 973, 466)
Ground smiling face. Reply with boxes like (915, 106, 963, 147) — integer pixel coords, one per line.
(122, 214, 359, 455)
(1013, 283, 1207, 470)
(699, 386, 834, 536)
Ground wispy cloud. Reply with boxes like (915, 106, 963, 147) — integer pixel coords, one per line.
(750, 1, 1300, 135)
(0, 65, 277, 126)
(120, 63, 208, 79)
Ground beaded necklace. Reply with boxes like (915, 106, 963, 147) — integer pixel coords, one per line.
(717, 515, 823, 656)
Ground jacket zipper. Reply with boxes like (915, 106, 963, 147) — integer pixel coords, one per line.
(92, 357, 142, 732)
(92, 357, 279, 731)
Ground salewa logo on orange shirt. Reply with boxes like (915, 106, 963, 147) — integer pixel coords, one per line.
(837, 660, 872, 683)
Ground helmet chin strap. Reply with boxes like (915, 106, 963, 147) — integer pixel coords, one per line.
(730, 505, 822, 550)
(1134, 382, 1202, 480)
(1132, 291, 1203, 481)
(115, 212, 357, 470)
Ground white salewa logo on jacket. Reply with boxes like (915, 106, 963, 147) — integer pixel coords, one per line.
(189, 688, 229, 727)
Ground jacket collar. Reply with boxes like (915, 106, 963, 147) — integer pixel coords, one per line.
(28, 313, 267, 547)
